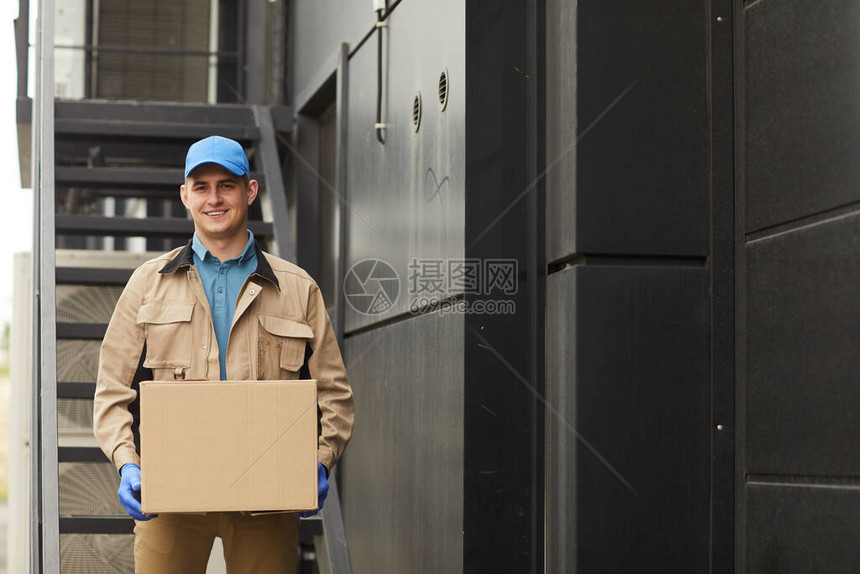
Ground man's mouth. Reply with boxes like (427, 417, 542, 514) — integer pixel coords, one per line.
(205, 210, 227, 217)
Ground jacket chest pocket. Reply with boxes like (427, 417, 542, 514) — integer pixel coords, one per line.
(137, 302, 195, 378)
(257, 315, 313, 380)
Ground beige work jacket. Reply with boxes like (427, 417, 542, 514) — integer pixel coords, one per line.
(93, 240, 354, 473)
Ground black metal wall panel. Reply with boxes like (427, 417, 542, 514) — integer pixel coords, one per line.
(746, 483, 860, 574)
(740, 1, 860, 569)
(745, 0, 860, 233)
(546, 264, 710, 573)
(746, 214, 860, 477)
(340, 311, 464, 574)
(290, 0, 377, 97)
(568, 0, 708, 257)
(343, 0, 465, 333)
(464, 1, 543, 570)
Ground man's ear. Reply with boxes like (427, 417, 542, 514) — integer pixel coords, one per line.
(180, 183, 189, 208)
(247, 179, 259, 205)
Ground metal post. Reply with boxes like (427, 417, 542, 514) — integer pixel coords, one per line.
(243, 0, 265, 103)
(323, 42, 353, 574)
(32, 0, 60, 570)
(29, 134, 41, 574)
(268, 0, 285, 105)
(236, 0, 246, 99)
(84, 0, 94, 99)
(252, 104, 296, 261)
(15, 0, 29, 100)
(332, 54, 348, 345)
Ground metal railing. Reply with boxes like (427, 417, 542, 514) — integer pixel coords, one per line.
(31, 0, 60, 570)
(15, 0, 245, 105)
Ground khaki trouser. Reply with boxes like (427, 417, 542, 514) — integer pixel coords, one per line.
(133, 512, 299, 573)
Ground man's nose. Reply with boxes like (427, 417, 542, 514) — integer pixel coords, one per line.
(205, 189, 224, 204)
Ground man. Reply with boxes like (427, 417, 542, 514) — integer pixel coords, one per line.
(93, 135, 354, 573)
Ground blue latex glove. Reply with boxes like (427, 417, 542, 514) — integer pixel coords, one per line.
(296, 462, 329, 518)
(118, 463, 158, 521)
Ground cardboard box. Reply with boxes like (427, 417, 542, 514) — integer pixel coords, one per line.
(139, 379, 318, 514)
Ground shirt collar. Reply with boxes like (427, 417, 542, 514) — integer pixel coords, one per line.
(191, 230, 256, 264)
(160, 233, 280, 291)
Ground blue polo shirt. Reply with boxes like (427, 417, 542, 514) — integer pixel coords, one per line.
(192, 230, 257, 380)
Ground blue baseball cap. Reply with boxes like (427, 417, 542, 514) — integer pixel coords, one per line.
(184, 135, 250, 179)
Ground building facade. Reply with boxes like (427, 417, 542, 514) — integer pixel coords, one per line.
(15, 0, 860, 572)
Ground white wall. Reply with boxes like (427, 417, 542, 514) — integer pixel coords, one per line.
(8, 252, 31, 573)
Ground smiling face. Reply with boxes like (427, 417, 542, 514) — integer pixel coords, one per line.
(180, 163, 258, 248)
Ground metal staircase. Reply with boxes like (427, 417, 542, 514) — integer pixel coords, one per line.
(46, 99, 289, 569)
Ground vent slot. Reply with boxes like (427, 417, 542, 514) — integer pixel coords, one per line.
(438, 69, 449, 111)
(412, 92, 422, 133)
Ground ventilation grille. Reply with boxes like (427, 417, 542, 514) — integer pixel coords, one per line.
(57, 286, 124, 324)
(54, 262, 138, 574)
(56, 284, 123, 384)
(60, 534, 134, 574)
(60, 462, 126, 517)
(412, 92, 422, 133)
(57, 340, 102, 383)
(438, 69, 449, 111)
(58, 399, 96, 436)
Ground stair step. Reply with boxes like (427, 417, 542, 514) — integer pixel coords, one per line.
(55, 215, 273, 238)
(55, 166, 266, 190)
(58, 447, 109, 463)
(20, 99, 293, 139)
(298, 516, 323, 542)
(56, 267, 133, 286)
(52, 100, 294, 141)
(56, 139, 212, 167)
(56, 322, 107, 340)
(57, 187, 180, 201)
(59, 517, 134, 535)
(56, 119, 261, 140)
(57, 382, 97, 399)
(56, 166, 183, 188)
(60, 515, 317, 536)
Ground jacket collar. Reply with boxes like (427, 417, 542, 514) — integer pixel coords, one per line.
(159, 237, 280, 291)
